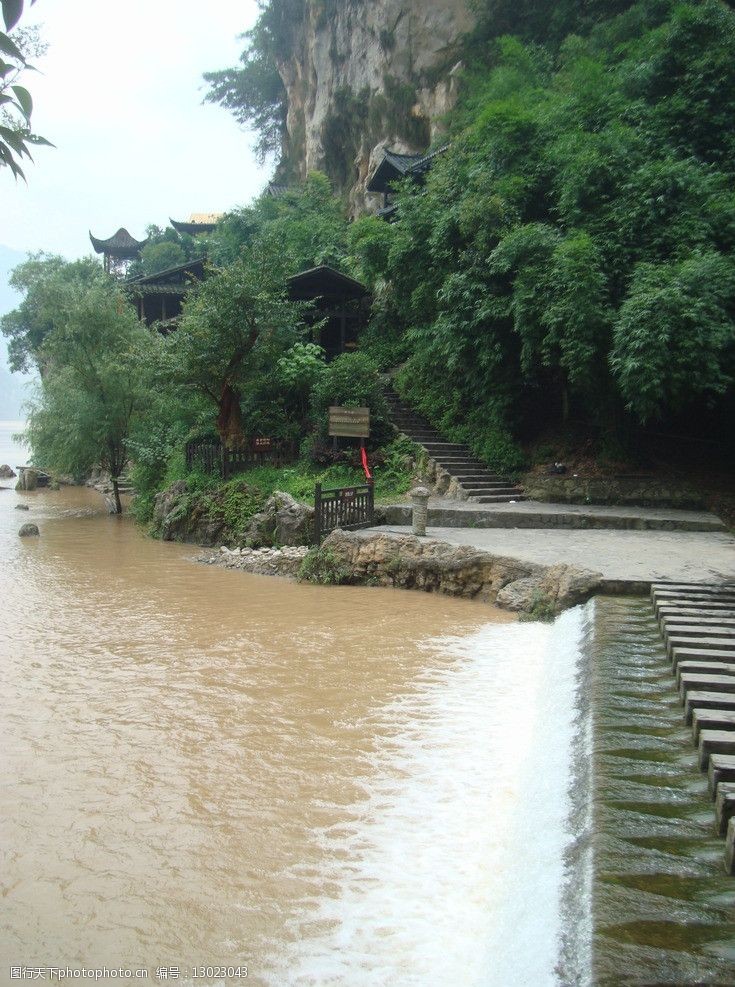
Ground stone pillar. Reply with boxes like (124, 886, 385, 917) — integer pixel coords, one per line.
(410, 485, 430, 537)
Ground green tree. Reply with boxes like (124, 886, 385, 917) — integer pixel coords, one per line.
(163, 251, 306, 446)
(25, 281, 154, 512)
(203, 1, 305, 163)
(1, 254, 107, 373)
(140, 241, 187, 276)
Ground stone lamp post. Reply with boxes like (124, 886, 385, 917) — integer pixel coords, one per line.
(410, 485, 430, 537)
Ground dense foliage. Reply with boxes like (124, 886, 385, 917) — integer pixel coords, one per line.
(356, 0, 735, 467)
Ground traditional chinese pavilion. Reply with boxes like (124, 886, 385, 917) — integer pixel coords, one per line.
(169, 213, 223, 236)
(126, 258, 206, 332)
(366, 146, 448, 220)
(89, 227, 148, 276)
(287, 265, 370, 361)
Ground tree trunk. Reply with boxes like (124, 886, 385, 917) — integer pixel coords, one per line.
(111, 477, 122, 515)
(217, 382, 244, 448)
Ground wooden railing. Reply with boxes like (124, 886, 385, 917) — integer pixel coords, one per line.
(314, 481, 374, 543)
(185, 438, 298, 479)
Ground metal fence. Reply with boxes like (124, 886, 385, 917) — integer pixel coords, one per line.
(314, 481, 374, 543)
(185, 438, 298, 479)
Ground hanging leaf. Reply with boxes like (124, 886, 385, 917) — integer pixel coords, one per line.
(11, 82, 30, 117)
(0, 30, 25, 61)
(1, 0, 23, 33)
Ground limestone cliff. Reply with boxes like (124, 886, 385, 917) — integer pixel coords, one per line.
(277, 0, 475, 213)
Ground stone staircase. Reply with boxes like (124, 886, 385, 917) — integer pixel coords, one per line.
(385, 390, 525, 504)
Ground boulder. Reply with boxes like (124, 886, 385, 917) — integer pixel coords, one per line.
(245, 491, 314, 548)
(15, 504, 29, 511)
(18, 522, 39, 537)
(0, 464, 16, 478)
(15, 468, 37, 492)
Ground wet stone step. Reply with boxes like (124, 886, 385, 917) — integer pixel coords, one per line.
(658, 603, 735, 618)
(672, 647, 735, 668)
(664, 618, 735, 633)
(679, 673, 735, 701)
(676, 661, 735, 688)
(709, 754, 735, 798)
(663, 625, 735, 641)
(669, 639, 735, 662)
(654, 591, 735, 607)
(715, 783, 735, 836)
(692, 709, 735, 743)
(685, 691, 735, 725)
(698, 729, 735, 770)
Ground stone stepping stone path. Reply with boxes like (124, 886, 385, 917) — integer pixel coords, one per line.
(652, 581, 735, 873)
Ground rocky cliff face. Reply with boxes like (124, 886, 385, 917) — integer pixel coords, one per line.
(278, 0, 475, 213)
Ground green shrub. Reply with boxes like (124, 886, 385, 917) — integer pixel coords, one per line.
(310, 351, 394, 446)
(298, 546, 352, 584)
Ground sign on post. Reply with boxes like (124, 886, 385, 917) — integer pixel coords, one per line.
(329, 406, 370, 438)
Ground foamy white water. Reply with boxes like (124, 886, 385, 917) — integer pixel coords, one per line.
(265, 608, 587, 987)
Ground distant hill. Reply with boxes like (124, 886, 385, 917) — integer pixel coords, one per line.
(0, 244, 35, 420)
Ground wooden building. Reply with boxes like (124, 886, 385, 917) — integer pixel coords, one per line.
(126, 258, 206, 331)
(169, 213, 222, 236)
(366, 146, 448, 220)
(89, 227, 148, 276)
(287, 265, 370, 361)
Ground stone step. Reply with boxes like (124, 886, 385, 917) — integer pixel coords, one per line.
(680, 673, 735, 700)
(715, 783, 735, 835)
(655, 600, 735, 619)
(664, 616, 735, 630)
(698, 729, 735, 770)
(453, 473, 507, 481)
(708, 753, 735, 797)
(653, 589, 735, 604)
(692, 708, 735, 743)
(676, 661, 735, 688)
(672, 646, 735, 669)
(685, 690, 735, 725)
(462, 486, 521, 495)
(653, 582, 735, 591)
(658, 606, 735, 624)
(663, 625, 735, 641)
(472, 494, 526, 504)
(668, 637, 735, 660)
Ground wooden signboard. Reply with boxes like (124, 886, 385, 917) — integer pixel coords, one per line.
(329, 406, 370, 438)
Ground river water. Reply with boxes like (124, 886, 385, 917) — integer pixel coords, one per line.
(0, 423, 589, 986)
(3, 419, 733, 985)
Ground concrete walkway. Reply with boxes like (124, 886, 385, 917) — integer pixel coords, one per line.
(382, 498, 726, 532)
(364, 523, 735, 586)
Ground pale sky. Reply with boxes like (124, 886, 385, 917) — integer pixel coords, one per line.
(1, 0, 265, 260)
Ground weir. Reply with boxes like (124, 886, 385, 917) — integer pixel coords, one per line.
(586, 596, 735, 984)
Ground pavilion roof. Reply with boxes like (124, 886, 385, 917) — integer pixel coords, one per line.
(170, 214, 222, 235)
(287, 265, 369, 302)
(126, 258, 206, 293)
(266, 182, 289, 198)
(366, 145, 449, 194)
(89, 228, 148, 257)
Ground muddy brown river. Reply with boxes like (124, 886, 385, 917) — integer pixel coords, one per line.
(1, 422, 595, 987)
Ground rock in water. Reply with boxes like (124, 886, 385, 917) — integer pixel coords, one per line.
(15, 468, 38, 491)
(15, 504, 29, 511)
(0, 464, 16, 478)
(18, 522, 39, 537)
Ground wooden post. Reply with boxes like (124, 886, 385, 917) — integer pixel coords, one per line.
(221, 444, 228, 481)
(314, 483, 322, 544)
(368, 479, 374, 525)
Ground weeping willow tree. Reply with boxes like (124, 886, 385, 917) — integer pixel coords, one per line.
(24, 281, 154, 513)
